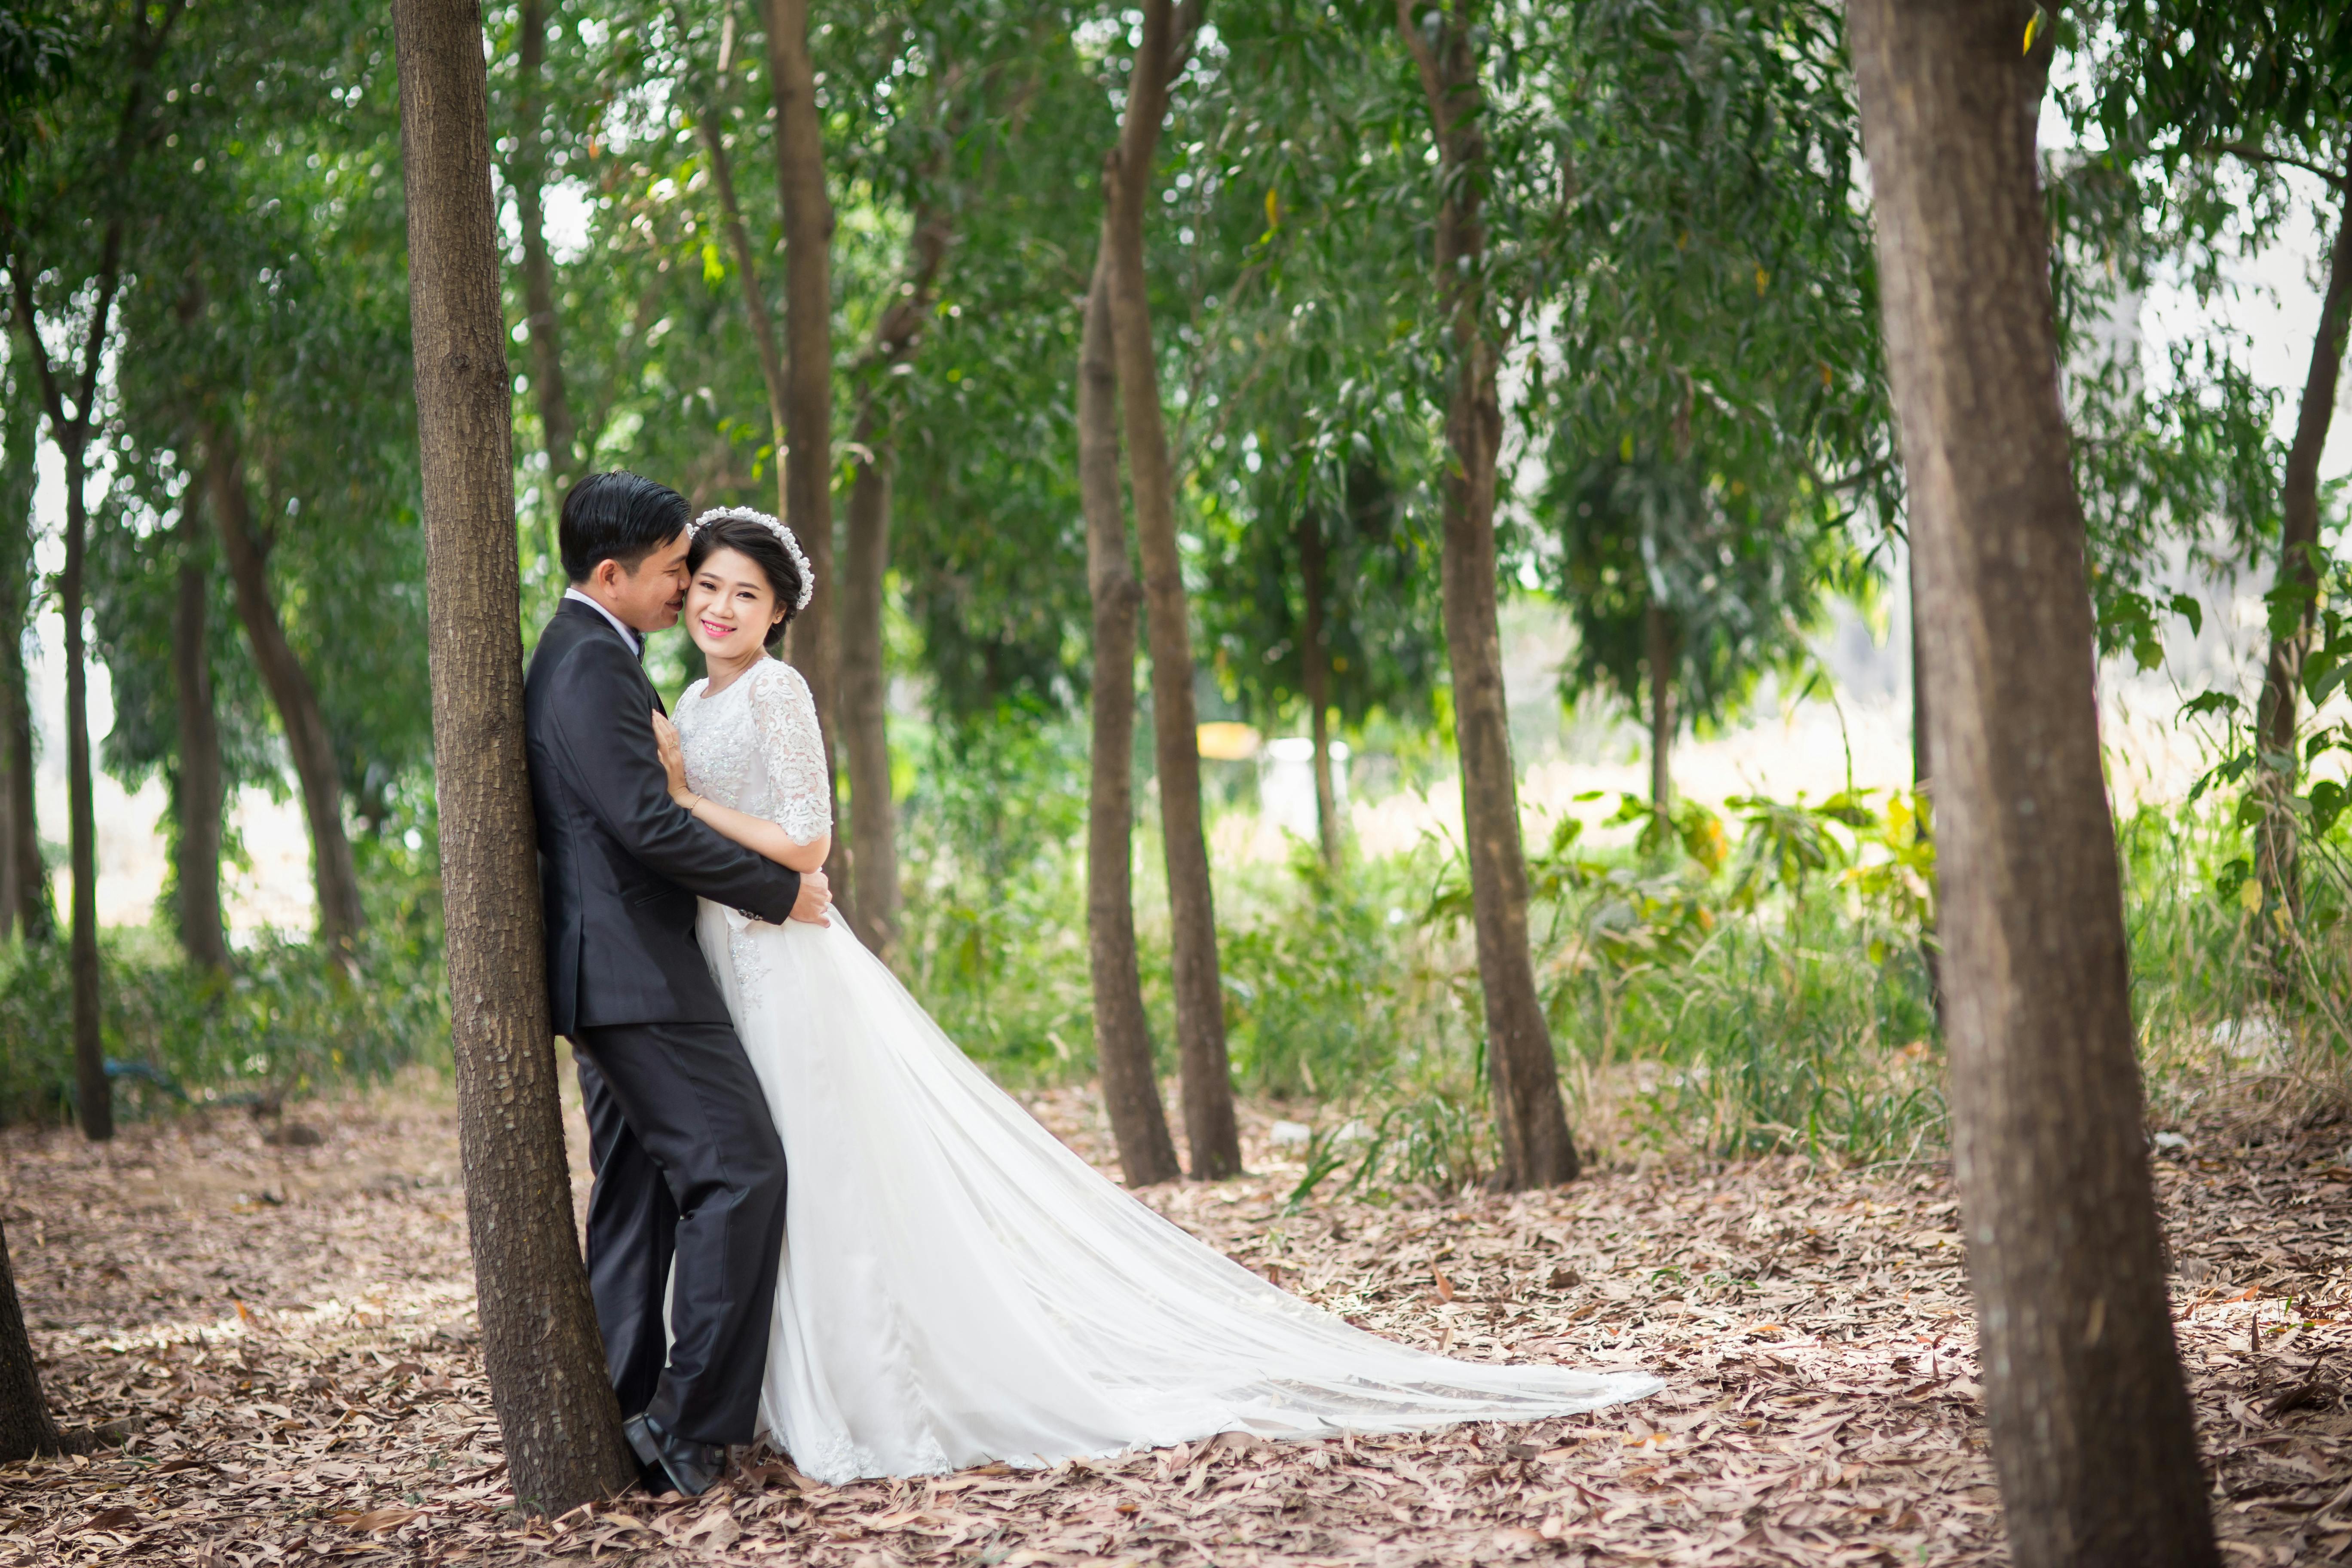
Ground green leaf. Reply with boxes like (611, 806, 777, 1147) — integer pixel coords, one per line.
(2311, 780, 2349, 838)
(2180, 691, 2241, 720)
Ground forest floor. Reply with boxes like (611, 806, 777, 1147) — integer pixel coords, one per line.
(2, 1067, 2349, 1567)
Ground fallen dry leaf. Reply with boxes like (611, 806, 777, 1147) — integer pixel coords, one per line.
(0, 1073, 2343, 1566)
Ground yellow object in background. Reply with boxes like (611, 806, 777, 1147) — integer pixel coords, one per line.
(1194, 722, 1262, 761)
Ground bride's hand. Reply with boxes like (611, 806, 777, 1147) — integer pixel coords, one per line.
(651, 708, 692, 806)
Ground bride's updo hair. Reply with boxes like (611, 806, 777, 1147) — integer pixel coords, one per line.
(687, 514, 806, 651)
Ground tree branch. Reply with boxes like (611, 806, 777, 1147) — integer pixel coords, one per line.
(70, 220, 124, 422)
(1396, 0, 1449, 143)
(1167, 0, 1208, 86)
(2197, 138, 2349, 192)
(2, 242, 68, 430)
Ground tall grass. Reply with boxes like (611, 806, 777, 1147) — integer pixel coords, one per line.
(0, 839, 449, 1126)
(2120, 797, 2352, 1113)
(12, 714, 2329, 1174)
(0, 928, 449, 1125)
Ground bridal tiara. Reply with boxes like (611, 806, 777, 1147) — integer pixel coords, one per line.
(691, 506, 816, 612)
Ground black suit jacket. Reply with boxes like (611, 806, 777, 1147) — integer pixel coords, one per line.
(525, 598, 802, 1035)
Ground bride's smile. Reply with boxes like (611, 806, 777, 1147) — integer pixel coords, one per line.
(683, 545, 791, 690)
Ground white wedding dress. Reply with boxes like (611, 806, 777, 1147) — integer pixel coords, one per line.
(672, 656, 1661, 1485)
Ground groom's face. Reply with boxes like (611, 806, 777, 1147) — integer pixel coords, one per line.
(602, 529, 693, 634)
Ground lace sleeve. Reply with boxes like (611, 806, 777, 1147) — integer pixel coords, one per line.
(751, 660, 833, 845)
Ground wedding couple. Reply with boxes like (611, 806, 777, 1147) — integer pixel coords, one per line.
(523, 470, 1661, 1498)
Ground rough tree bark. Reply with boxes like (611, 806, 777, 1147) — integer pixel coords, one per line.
(1081, 242, 1182, 1188)
(1104, 0, 1239, 1179)
(510, 0, 579, 508)
(172, 510, 231, 973)
(1297, 513, 1341, 868)
(761, 0, 848, 932)
(9, 230, 122, 1142)
(0, 1214, 62, 1462)
(1848, 5, 2218, 1564)
(392, 0, 635, 1516)
(1399, 0, 1577, 1188)
(202, 418, 366, 958)
(2254, 165, 2352, 927)
(0, 374, 43, 942)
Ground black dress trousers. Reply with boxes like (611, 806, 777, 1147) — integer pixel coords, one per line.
(572, 1021, 788, 1447)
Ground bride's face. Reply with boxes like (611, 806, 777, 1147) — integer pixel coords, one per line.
(684, 547, 785, 660)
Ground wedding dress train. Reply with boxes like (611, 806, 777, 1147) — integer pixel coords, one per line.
(673, 658, 1661, 1485)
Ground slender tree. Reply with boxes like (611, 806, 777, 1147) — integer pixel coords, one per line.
(1645, 607, 1675, 815)
(1080, 242, 1182, 1188)
(0, 0, 64, 956)
(1397, 0, 1576, 1188)
(6, 245, 122, 1143)
(680, 1, 790, 521)
(2254, 177, 2350, 919)
(1849, 3, 2217, 1563)
(2, 0, 194, 1141)
(1103, 0, 1239, 1179)
(2081, 0, 2352, 927)
(761, 0, 849, 928)
(1295, 512, 1341, 867)
(508, 0, 580, 513)
(0, 347, 44, 941)
(836, 82, 968, 959)
(0, 1215, 63, 1463)
(170, 504, 230, 972)
(1908, 539, 1942, 1017)
(392, 0, 634, 1516)
(200, 416, 367, 956)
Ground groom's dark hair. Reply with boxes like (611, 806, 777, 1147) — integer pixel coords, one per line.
(560, 471, 691, 583)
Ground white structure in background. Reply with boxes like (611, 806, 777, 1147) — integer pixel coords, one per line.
(1258, 736, 1349, 843)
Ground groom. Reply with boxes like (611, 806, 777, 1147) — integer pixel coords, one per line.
(524, 471, 831, 1498)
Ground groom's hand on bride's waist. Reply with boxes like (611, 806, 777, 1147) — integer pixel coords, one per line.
(789, 869, 833, 926)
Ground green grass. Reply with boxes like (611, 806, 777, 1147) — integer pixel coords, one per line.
(11, 730, 2339, 1180)
(0, 926, 449, 1126)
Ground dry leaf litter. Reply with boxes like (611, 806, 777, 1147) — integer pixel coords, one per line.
(2, 1070, 2346, 1566)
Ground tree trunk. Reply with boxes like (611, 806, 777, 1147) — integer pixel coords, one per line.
(1297, 513, 1341, 868)
(838, 433, 899, 956)
(2254, 164, 2352, 928)
(0, 611, 37, 943)
(1645, 603, 1674, 817)
(59, 438, 107, 1141)
(1081, 242, 1182, 1188)
(1400, 0, 1577, 1189)
(836, 192, 953, 959)
(1908, 534, 1943, 1019)
(202, 418, 366, 958)
(9, 225, 120, 1140)
(761, 0, 848, 934)
(1849, 6, 2217, 1564)
(512, 0, 576, 503)
(172, 517, 231, 973)
(689, 78, 789, 482)
(1105, 0, 1239, 1180)
(392, 0, 635, 1516)
(0, 376, 44, 942)
(0, 1214, 62, 1462)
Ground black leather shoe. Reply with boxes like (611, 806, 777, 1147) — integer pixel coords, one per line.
(623, 1412, 725, 1498)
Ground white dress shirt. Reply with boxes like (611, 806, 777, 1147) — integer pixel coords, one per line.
(564, 586, 644, 655)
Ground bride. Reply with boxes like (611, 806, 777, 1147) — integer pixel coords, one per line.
(651, 506, 1660, 1485)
